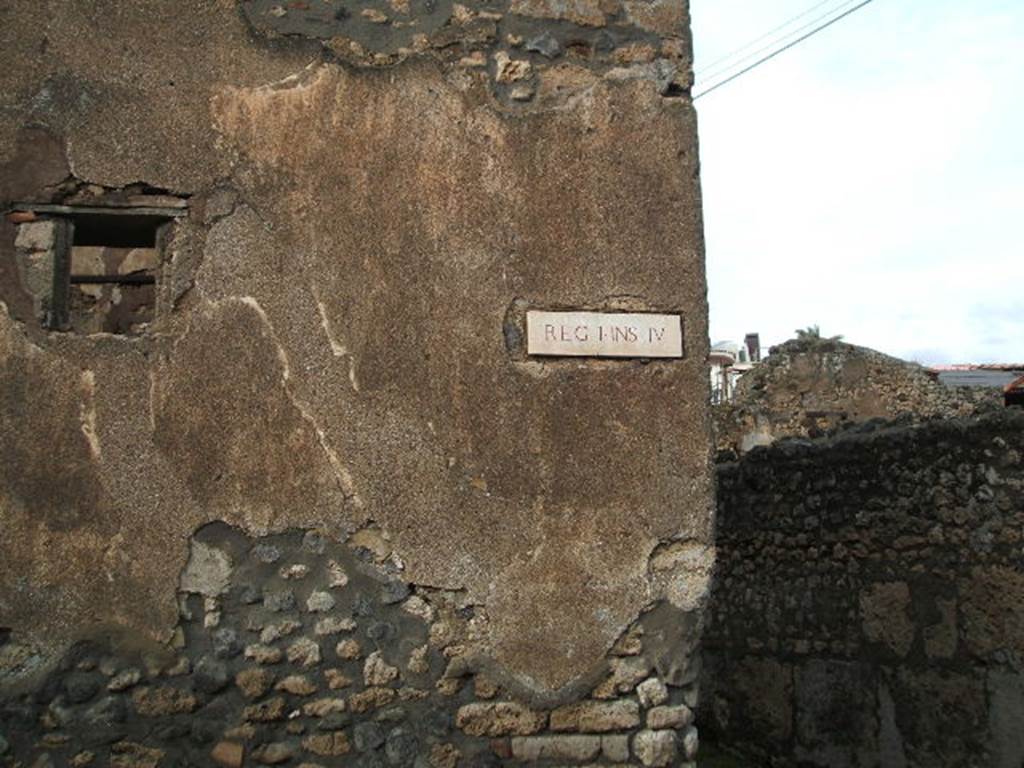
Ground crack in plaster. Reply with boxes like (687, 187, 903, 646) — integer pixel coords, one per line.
(314, 294, 348, 358)
(147, 368, 158, 433)
(101, 531, 127, 584)
(77, 369, 101, 460)
(63, 136, 80, 182)
(312, 287, 361, 393)
(252, 60, 324, 94)
(234, 295, 364, 510)
(156, 293, 365, 513)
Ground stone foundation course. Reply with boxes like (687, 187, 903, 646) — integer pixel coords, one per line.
(1, 524, 701, 767)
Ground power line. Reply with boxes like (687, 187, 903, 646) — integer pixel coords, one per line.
(693, 0, 877, 101)
(696, 0, 852, 76)
(697, 0, 863, 83)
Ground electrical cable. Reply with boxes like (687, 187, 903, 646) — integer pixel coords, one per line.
(693, 0, 877, 101)
(698, 0, 865, 84)
(696, 0, 852, 76)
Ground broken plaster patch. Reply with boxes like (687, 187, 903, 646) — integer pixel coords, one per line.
(648, 540, 714, 612)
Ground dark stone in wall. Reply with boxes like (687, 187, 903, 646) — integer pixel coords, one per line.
(244, 0, 457, 51)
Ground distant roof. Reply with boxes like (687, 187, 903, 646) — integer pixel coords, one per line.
(932, 366, 1024, 389)
(930, 364, 1024, 372)
(711, 340, 743, 354)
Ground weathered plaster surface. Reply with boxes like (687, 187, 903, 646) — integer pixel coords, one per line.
(0, 0, 711, 699)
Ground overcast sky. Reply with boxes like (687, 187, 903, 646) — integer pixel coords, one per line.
(691, 0, 1023, 365)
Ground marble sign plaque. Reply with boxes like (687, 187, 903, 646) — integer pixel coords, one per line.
(526, 310, 683, 358)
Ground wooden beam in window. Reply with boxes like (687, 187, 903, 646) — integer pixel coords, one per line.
(48, 219, 73, 331)
(69, 274, 156, 285)
(11, 203, 187, 218)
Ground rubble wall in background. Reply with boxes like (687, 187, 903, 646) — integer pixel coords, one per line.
(713, 339, 1001, 456)
(704, 410, 1024, 768)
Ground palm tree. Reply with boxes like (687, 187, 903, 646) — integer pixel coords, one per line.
(795, 325, 844, 342)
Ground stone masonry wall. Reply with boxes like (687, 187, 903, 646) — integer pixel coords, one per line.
(1, 6, 713, 763)
(713, 338, 1001, 456)
(240, 0, 694, 103)
(1, 523, 700, 767)
(702, 410, 1024, 768)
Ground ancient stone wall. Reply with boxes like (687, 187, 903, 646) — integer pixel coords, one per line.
(703, 410, 1024, 768)
(713, 338, 1001, 456)
(0, 524, 700, 766)
(0, 1, 712, 766)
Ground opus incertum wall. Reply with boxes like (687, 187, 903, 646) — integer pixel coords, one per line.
(0, 1, 712, 765)
(704, 411, 1024, 768)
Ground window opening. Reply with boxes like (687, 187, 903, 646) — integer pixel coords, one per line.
(10, 201, 185, 335)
